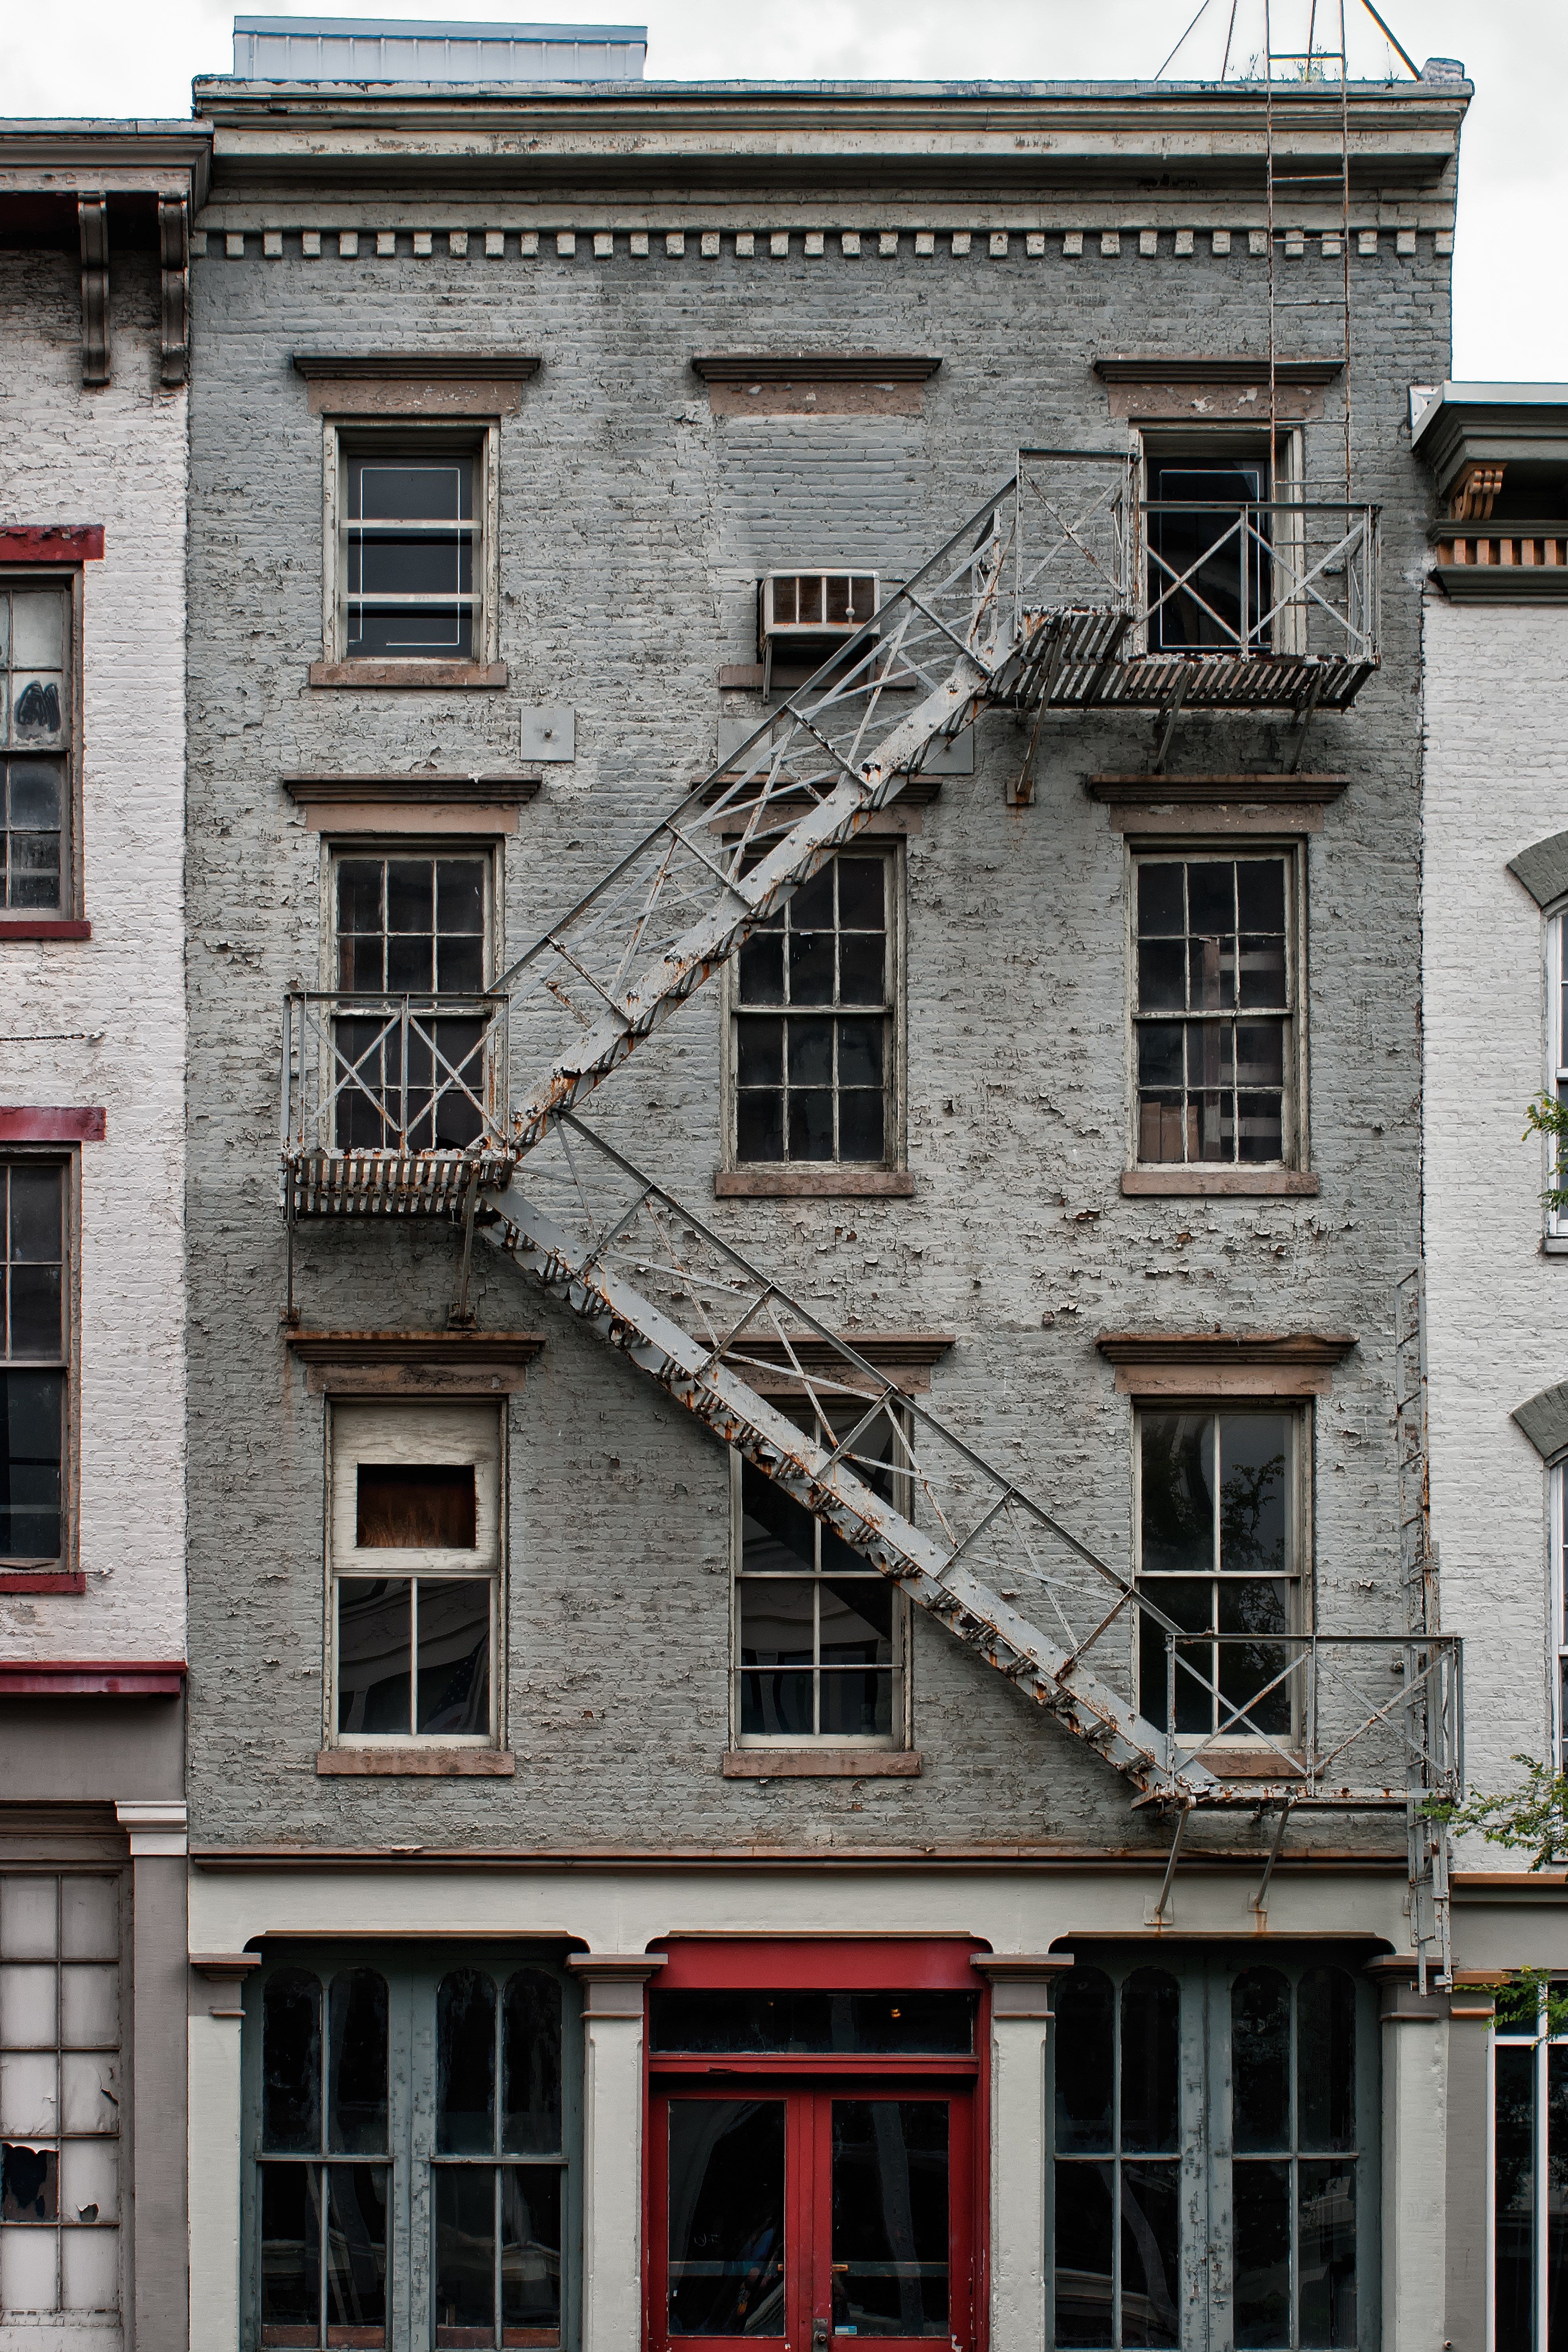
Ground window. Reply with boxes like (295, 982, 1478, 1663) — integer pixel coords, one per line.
(732, 1401, 909, 1748)
(729, 849, 901, 1170)
(327, 1402, 503, 1749)
(1132, 852, 1301, 1168)
(1135, 1408, 1302, 1743)
(1, 1161, 68, 1571)
(246, 1949, 575, 2352)
(329, 849, 497, 1155)
(0, 1873, 122, 2329)
(2, 581, 74, 919)
(1547, 912, 1568, 1244)
(1051, 1951, 1374, 2352)
(1494, 1989, 1568, 2352)
(324, 428, 499, 669)
(1141, 434, 1300, 657)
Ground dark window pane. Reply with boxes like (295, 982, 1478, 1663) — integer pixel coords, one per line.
(1138, 941, 1187, 1013)
(1298, 2161, 1357, 2348)
(437, 1969, 497, 2155)
(1217, 1580, 1291, 1738)
(1497, 2043, 1536, 2352)
(1, 2141, 58, 2221)
(738, 935, 785, 1005)
(436, 936, 484, 994)
(1237, 1093, 1285, 1165)
(354, 460, 470, 523)
(325, 2165, 387, 2342)
(787, 1020, 834, 1089)
(837, 1021, 884, 1090)
(438, 860, 486, 934)
(837, 1089, 885, 1165)
(739, 1581, 815, 1669)
(1233, 2160, 1292, 2349)
(1239, 938, 1288, 1011)
(1238, 861, 1286, 933)
(356, 1464, 477, 1550)
(328, 1971, 388, 2155)
(8, 762, 61, 829)
(1053, 1969, 1114, 2153)
(1187, 862, 1236, 936)
(740, 1462, 816, 1574)
(1054, 2161, 1115, 2346)
(667, 2099, 786, 2336)
(790, 868, 834, 929)
(832, 2100, 949, 2337)
(1232, 1971, 1291, 2153)
(1138, 1577, 1218, 1734)
(1188, 933, 1233, 1013)
(501, 2165, 563, 2340)
(736, 1019, 784, 1089)
(1235, 1023, 1285, 1088)
(1138, 865, 1185, 937)
(788, 931, 835, 1006)
(1121, 2162, 1180, 2348)
(9, 1167, 61, 1265)
(1296, 1969, 1355, 2154)
(260, 2162, 320, 2338)
(416, 1580, 491, 1736)
(736, 1093, 784, 1163)
(1219, 1419, 1288, 1576)
(819, 1669, 893, 1738)
(502, 1971, 563, 2156)
(649, 1990, 974, 2057)
(1137, 1026, 1185, 1091)
(819, 1578, 893, 1664)
(839, 934, 886, 1004)
(739, 1669, 815, 1740)
(837, 860, 885, 931)
(1141, 1415, 1214, 1576)
(336, 1581, 411, 1736)
(788, 1091, 834, 1161)
(1550, 2046, 1568, 2352)
(385, 935, 434, 993)
(9, 1265, 62, 1359)
(263, 1971, 322, 2154)
(337, 862, 383, 936)
(1, 1370, 63, 1558)
(1121, 1972, 1180, 2154)
(435, 2165, 494, 2338)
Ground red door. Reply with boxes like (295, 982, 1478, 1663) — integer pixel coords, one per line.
(648, 2080, 975, 2352)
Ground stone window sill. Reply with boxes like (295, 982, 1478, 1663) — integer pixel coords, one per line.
(716, 1168, 914, 1199)
(317, 1747, 516, 1777)
(1542, 1236, 1568, 1257)
(0, 1571, 85, 1594)
(308, 660, 508, 690)
(0, 919, 91, 941)
(723, 1749, 921, 1779)
(1121, 1168, 1318, 1198)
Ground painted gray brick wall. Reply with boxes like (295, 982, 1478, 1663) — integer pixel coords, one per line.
(186, 225, 1449, 1854)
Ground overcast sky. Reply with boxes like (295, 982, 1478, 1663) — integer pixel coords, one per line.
(4, 0, 1562, 381)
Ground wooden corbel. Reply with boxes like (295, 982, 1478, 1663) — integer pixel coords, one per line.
(159, 196, 190, 387)
(1449, 461, 1505, 522)
(78, 195, 109, 387)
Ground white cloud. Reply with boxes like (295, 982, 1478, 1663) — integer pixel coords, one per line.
(2, 0, 1561, 378)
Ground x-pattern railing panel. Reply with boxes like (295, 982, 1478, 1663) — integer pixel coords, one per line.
(282, 989, 510, 1159)
(1141, 500, 1378, 660)
(474, 1113, 1458, 1806)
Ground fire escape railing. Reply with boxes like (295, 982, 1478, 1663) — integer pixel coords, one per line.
(282, 989, 512, 1206)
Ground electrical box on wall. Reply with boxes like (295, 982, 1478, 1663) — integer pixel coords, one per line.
(519, 706, 575, 762)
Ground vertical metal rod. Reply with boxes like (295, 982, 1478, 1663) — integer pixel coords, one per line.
(1265, 0, 1278, 506)
(399, 997, 410, 1151)
(1251, 1801, 1294, 1915)
(1150, 1801, 1192, 1926)
(1339, 0, 1353, 505)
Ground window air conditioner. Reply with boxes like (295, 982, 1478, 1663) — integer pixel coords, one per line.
(757, 570, 879, 688)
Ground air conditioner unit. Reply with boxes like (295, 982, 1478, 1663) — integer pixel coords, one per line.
(757, 569, 879, 688)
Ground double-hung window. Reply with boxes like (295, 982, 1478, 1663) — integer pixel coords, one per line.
(330, 849, 495, 1156)
(732, 1400, 909, 1749)
(327, 1402, 503, 1751)
(1546, 910, 1568, 1245)
(323, 428, 498, 671)
(1050, 1949, 1375, 2352)
(1133, 851, 1302, 1169)
(246, 1948, 576, 2351)
(1494, 1990, 1568, 2352)
(1, 1161, 68, 1574)
(729, 849, 901, 1172)
(1135, 1406, 1302, 1747)
(1, 580, 74, 921)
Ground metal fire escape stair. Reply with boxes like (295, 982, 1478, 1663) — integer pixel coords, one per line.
(282, 457, 1455, 1908)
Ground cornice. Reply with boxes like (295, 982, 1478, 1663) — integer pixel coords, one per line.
(281, 774, 541, 805)
(0, 126, 210, 208)
(1094, 354, 1343, 386)
(1086, 774, 1349, 808)
(291, 350, 540, 381)
(692, 353, 940, 383)
(1095, 1331, 1358, 1367)
(285, 1330, 545, 1365)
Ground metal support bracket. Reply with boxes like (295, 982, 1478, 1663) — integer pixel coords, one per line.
(1146, 1800, 1192, 1926)
(78, 196, 109, 387)
(1287, 673, 1324, 772)
(281, 1163, 299, 1328)
(448, 1169, 482, 1328)
(1151, 668, 1189, 769)
(1250, 1801, 1294, 1917)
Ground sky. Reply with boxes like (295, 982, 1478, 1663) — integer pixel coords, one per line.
(3, 0, 1563, 381)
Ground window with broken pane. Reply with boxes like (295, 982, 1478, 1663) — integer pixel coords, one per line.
(330, 852, 492, 1155)
(1135, 1409, 1300, 1745)
(1, 1161, 67, 1568)
(731, 1398, 909, 1745)
(246, 1950, 575, 2352)
(328, 1403, 502, 1748)
(1049, 1949, 1373, 2352)
(730, 850, 898, 1168)
(1133, 854, 1298, 1167)
(0, 1874, 121, 2327)
(1, 586, 72, 918)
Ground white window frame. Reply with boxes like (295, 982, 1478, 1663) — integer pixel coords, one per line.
(1491, 1987, 1568, 2352)
(324, 1399, 506, 1752)
(1126, 840, 1309, 1173)
(720, 838, 907, 1176)
(320, 420, 501, 667)
(729, 1400, 913, 1753)
(319, 839, 501, 992)
(1545, 907, 1568, 1245)
(1551, 1463, 1568, 1775)
(1132, 1399, 1312, 1747)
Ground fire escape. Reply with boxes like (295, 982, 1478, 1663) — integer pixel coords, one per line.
(279, 436, 1460, 1982)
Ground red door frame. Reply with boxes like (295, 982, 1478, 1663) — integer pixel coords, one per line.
(641, 1939, 991, 2352)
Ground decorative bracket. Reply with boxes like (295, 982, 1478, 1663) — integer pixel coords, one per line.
(1448, 461, 1505, 522)
(159, 196, 190, 387)
(78, 195, 109, 387)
